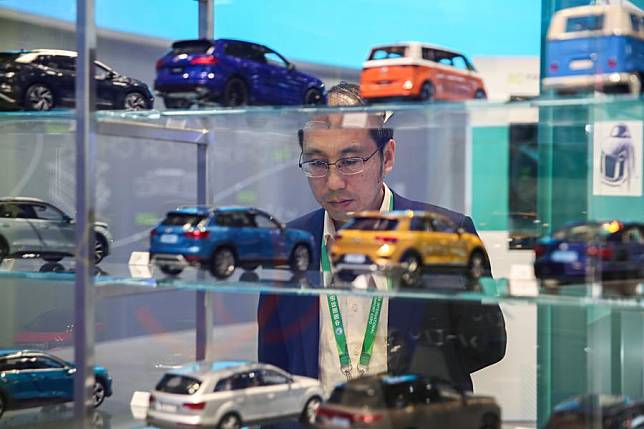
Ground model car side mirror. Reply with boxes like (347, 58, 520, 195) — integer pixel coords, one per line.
(67, 368, 77, 375)
(287, 63, 296, 72)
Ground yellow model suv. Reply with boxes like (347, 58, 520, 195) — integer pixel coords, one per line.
(330, 210, 489, 285)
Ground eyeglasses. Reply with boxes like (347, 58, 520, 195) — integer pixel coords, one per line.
(299, 148, 380, 178)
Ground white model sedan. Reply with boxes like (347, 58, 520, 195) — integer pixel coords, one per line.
(146, 360, 323, 428)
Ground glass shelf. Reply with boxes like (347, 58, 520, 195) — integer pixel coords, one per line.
(1, 261, 642, 310)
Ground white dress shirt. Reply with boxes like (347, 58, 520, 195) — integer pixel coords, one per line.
(318, 184, 392, 396)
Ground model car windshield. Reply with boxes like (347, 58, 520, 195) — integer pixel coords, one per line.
(369, 46, 407, 60)
(161, 213, 206, 227)
(344, 217, 399, 231)
(565, 15, 604, 32)
(328, 385, 386, 408)
(155, 374, 202, 395)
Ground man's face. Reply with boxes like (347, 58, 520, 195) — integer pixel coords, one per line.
(301, 128, 395, 223)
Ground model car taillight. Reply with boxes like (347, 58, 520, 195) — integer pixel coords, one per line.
(607, 57, 617, 68)
(183, 402, 206, 410)
(185, 229, 209, 239)
(155, 59, 164, 71)
(190, 56, 218, 65)
(150, 229, 160, 237)
(352, 412, 384, 424)
(586, 246, 613, 260)
(375, 236, 398, 244)
(550, 61, 559, 72)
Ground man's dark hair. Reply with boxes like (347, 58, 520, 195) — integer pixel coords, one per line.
(298, 81, 393, 153)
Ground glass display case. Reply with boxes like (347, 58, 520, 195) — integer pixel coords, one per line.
(0, 0, 642, 428)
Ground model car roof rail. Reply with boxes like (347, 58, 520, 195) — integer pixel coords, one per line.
(0, 196, 48, 203)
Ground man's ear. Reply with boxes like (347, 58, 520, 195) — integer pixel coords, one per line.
(383, 139, 396, 176)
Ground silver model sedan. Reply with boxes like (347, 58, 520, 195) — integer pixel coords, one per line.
(146, 361, 324, 429)
(0, 197, 111, 264)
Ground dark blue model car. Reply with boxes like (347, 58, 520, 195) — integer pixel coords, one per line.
(0, 350, 112, 419)
(149, 206, 315, 278)
(0, 49, 154, 111)
(534, 220, 644, 284)
(154, 39, 326, 108)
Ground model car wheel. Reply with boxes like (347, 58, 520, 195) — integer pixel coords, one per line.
(468, 250, 487, 280)
(92, 379, 106, 408)
(300, 395, 321, 424)
(217, 412, 241, 429)
(304, 88, 323, 105)
(418, 81, 434, 102)
(163, 98, 192, 109)
(39, 262, 65, 273)
(25, 84, 54, 111)
(211, 247, 236, 279)
(223, 78, 249, 107)
(95, 236, 108, 264)
(480, 413, 500, 429)
(474, 89, 487, 99)
(289, 244, 311, 272)
(122, 91, 149, 110)
(160, 265, 183, 276)
(0, 238, 8, 262)
(400, 252, 422, 286)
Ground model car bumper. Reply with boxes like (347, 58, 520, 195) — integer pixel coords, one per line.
(542, 73, 641, 93)
(155, 81, 223, 100)
(146, 411, 210, 427)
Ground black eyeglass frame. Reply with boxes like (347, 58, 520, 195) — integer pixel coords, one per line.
(298, 147, 382, 178)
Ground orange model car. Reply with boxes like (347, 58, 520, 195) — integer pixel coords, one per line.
(360, 42, 487, 102)
(329, 210, 490, 286)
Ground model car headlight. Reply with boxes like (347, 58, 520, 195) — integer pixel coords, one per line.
(402, 80, 413, 90)
(0, 83, 11, 92)
(0, 72, 15, 79)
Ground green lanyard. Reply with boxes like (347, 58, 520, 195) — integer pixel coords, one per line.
(320, 194, 393, 380)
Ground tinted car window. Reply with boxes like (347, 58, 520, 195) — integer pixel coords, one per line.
(384, 382, 414, 409)
(33, 204, 65, 221)
(566, 15, 604, 32)
(631, 14, 641, 32)
(53, 56, 76, 72)
(265, 52, 287, 68)
(421, 48, 435, 61)
(432, 217, 456, 233)
(369, 46, 407, 60)
(13, 357, 41, 371)
(214, 212, 253, 227)
(261, 369, 289, 385)
(171, 40, 214, 55)
(0, 53, 19, 65)
(344, 218, 399, 231)
(554, 224, 610, 241)
(253, 213, 279, 229)
(0, 203, 37, 219)
(328, 384, 385, 408)
(451, 56, 469, 71)
(411, 218, 432, 232)
(156, 374, 202, 395)
(161, 213, 206, 227)
(214, 376, 231, 392)
(230, 371, 261, 390)
(34, 357, 64, 369)
(0, 358, 20, 371)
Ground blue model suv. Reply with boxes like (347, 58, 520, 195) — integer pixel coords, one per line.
(149, 206, 315, 278)
(0, 349, 112, 419)
(154, 39, 326, 108)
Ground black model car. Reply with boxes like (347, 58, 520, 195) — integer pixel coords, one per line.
(545, 394, 644, 429)
(0, 49, 154, 111)
(316, 374, 500, 428)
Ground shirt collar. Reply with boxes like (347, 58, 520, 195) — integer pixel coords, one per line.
(323, 183, 392, 240)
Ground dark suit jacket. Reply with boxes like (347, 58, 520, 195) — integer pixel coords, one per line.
(257, 192, 507, 391)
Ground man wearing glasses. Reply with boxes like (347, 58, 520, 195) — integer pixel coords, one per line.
(258, 83, 506, 397)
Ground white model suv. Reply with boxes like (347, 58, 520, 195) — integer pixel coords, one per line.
(147, 361, 324, 428)
(0, 197, 111, 264)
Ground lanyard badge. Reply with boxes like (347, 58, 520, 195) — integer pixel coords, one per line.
(321, 193, 392, 379)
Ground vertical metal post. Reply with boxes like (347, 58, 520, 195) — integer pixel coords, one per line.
(198, 0, 214, 39)
(74, 0, 97, 425)
(195, 0, 214, 361)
